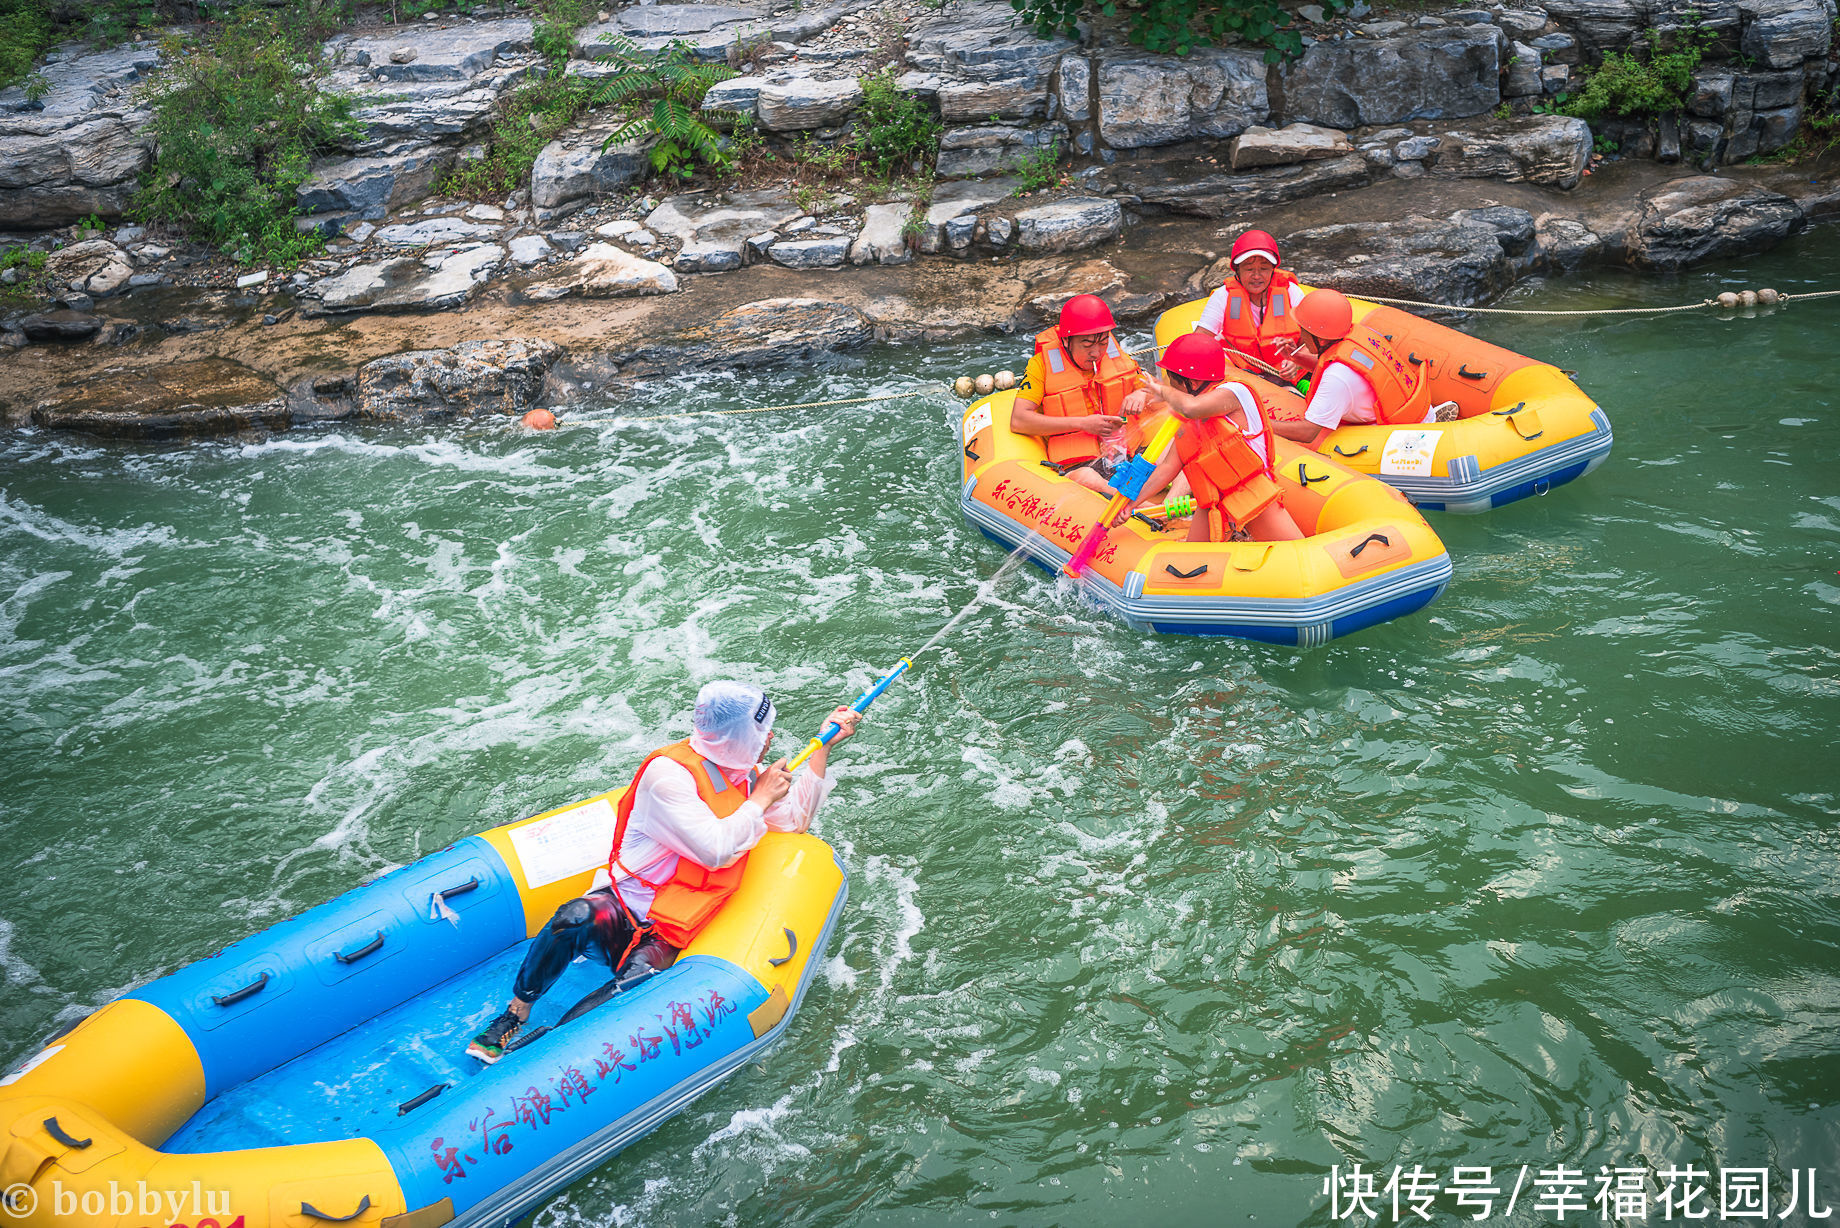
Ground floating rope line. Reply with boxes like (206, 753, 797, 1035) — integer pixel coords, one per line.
(1349, 287, 1840, 316)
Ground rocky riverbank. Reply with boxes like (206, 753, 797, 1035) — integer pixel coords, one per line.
(1, 0, 1837, 436)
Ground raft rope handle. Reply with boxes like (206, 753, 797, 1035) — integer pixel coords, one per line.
(1348, 532, 1392, 557)
(333, 930, 385, 964)
(44, 1117, 92, 1149)
(768, 926, 798, 967)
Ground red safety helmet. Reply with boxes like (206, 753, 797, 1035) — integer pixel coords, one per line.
(1230, 229, 1282, 267)
(1295, 288, 1354, 341)
(1057, 293, 1117, 339)
(1161, 331, 1226, 385)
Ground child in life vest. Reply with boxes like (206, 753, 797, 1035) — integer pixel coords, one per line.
(1110, 333, 1305, 543)
(1010, 294, 1153, 494)
(1196, 229, 1314, 387)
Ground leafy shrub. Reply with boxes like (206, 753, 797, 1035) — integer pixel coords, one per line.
(1010, 0, 1348, 61)
(1560, 33, 1709, 119)
(136, 8, 362, 266)
(854, 67, 941, 179)
(1013, 139, 1064, 192)
(0, 247, 53, 307)
(594, 37, 736, 179)
(0, 0, 52, 92)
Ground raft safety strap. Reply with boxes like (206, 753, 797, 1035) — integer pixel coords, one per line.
(301, 1195, 372, 1222)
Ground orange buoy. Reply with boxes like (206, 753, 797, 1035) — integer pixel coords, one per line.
(521, 408, 556, 430)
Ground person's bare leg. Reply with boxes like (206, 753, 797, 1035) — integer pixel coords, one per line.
(1067, 465, 1113, 495)
(1246, 502, 1305, 541)
(1185, 508, 1217, 543)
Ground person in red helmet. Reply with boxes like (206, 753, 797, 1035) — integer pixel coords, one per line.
(1109, 332, 1304, 543)
(1272, 288, 1450, 446)
(1196, 229, 1312, 384)
(1011, 294, 1152, 494)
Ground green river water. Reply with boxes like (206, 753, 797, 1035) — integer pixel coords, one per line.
(2, 229, 1837, 1227)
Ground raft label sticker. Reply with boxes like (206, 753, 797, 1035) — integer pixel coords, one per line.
(963, 403, 992, 444)
(508, 798, 619, 888)
(1380, 429, 1440, 478)
(0, 1043, 62, 1086)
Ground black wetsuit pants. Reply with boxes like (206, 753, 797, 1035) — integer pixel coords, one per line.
(511, 890, 643, 1005)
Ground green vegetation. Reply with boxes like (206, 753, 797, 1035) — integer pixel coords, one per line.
(854, 67, 942, 179)
(1013, 139, 1064, 193)
(0, 247, 53, 308)
(596, 38, 736, 180)
(136, 7, 362, 267)
(1558, 31, 1710, 120)
(1009, 0, 1348, 61)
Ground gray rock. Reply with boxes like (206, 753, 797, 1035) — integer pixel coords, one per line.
(112, 226, 144, 245)
(612, 298, 874, 378)
(1395, 135, 1441, 160)
(13, 310, 101, 341)
(919, 178, 1019, 251)
(936, 122, 1069, 176)
(547, 230, 590, 253)
(768, 235, 852, 267)
(905, 0, 1079, 79)
(756, 73, 863, 131)
(523, 242, 677, 299)
(676, 239, 747, 272)
(1450, 205, 1538, 254)
(331, 18, 534, 82)
(466, 204, 505, 222)
(1496, 9, 1551, 37)
(987, 215, 1015, 246)
(296, 145, 451, 219)
(647, 189, 804, 269)
(1425, 114, 1592, 188)
(0, 44, 161, 227)
(1282, 214, 1517, 306)
(1528, 31, 1575, 53)
(850, 202, 915, 265)
(938, 70, 1053, 122)
(302, 243, 505, 314)
(1116, 152, 1374, 217)
(702, 75, 768, 116)
(1279, 27, 1501, 127)
(355, 338, 560, 421)
(1532, 214, 1603, 271)
(44, 240, 134, 297)
(1625, 175, 1803, 270)
(127, 272, 169, 288)
(1057, 56, 1092, 122)
(1739, 0, 1832, 68)
(1359, 20, 1409, 35)
(1506, 40, 1544, 97)
(1014, 196, 1123, 253)
(531, 122, 652, 221)
(1541, 64, 1571, 93)
(374, 217, 502, 247)
(1229, 122, 1353, 169)
(1096, 48, 1270, 148)
(508, 234, 555, 265)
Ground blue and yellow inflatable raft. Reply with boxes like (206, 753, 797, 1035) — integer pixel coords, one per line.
(0, 794, 846, 1228)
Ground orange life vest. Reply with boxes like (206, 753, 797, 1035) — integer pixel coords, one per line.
(608, 739, 755, 948)
(1032, 327, 1144, 465)
(1215, 271, 1302, 374)
(1306, 323, 1429, 427)
(1174, 387, 1282, 528)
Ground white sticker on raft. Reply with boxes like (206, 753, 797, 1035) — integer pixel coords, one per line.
(1380, 429, 1441, 477)
(963, 403, 992, 444)
(0, 1043, 64, 1087)
(508, 798, 620, 889)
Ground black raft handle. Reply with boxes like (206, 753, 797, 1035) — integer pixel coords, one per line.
(1458, 363, 1487, 380)
(769, 927, 798, 967)
(1332, 444, 1368, 457)
(301, 1196, 371, 1222)
(1165, 563, 1209, 579)
(398, 1083, 449, 1116)
(212, 971, 269, 1007)
(438, 876, 480, 901)
(1407, 352, 1423, 365)
(334, 931, 385, 965)
(1296, 464, 1331, 486)
(44, 1117, 91, 1149)
(964, 441, 980, 462)
(1349, 533, 1391, 557)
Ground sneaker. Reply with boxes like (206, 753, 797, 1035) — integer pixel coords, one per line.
(1434, 402, 1461, 423)
(466, 1009, 523, 1064)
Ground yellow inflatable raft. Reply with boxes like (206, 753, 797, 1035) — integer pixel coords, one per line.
(960, 390, 1452, 645)
(1155, 295, 1613, 513)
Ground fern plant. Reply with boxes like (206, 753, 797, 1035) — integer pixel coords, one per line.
(594, 37, 737, 180)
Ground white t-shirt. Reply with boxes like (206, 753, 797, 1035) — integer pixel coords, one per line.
(1196, 280, 1309, 338)
(1303, 360, 1437, 430)
(587, 756, 832, 918)
(1222, 382, 1272, 469)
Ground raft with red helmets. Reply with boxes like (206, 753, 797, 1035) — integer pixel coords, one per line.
(958, 387, 1453, 645)
(1158, 289, 1614, 513)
